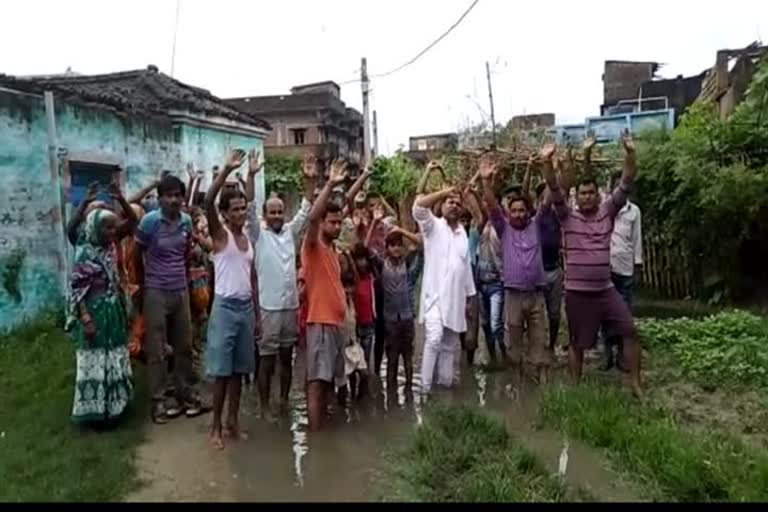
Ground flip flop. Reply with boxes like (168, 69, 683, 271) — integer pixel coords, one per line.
(151, 403, 169, 425)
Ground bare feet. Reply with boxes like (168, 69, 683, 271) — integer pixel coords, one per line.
(223, 424, 249, 441)
(259, 408, 277, 424)
(209, 430, 225, 450)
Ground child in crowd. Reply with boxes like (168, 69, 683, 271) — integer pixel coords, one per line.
(342, 269, 368, 402)
(367, 205, 423, 394)
(350, 244, 376, 374)
(188, 207, 213, 381)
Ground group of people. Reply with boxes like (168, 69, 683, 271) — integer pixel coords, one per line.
(64, 133, 644, 449)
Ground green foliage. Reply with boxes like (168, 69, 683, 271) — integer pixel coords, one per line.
(264, 154, 302, 197)
(369, 152, 420, 202)
(634, 56, 768, 298)
(637, 310, 768, 389)
(0, 247, 26, 303)
(0, 318, 147, 501)
(540, 382, 768, 502)
(380, 405, 568, 502)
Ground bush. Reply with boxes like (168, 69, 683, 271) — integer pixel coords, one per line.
(638, 310, 768, 389)
(634, 56, 768, 299)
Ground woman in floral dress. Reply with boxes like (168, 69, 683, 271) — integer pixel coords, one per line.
(66, 208, 134, 425)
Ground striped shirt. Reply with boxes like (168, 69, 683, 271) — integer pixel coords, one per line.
(549, 182, 630, 291)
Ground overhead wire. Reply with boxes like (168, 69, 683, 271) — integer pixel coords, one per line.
(337, 0, 481, 85)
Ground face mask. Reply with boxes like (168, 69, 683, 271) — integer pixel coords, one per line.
(142, 197, 159, 212)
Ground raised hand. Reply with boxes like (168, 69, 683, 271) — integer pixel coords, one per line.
(372, 203, 386, 222)
(248, 149, 263, 175)
(328, 158, 348, 185)
(225, 149, 247, 171)
(186, 162, 195, 180)
(303, 154, 318, 179)
(621, 131, 636, 154)
(107, 174, 123, 199)
(539, 143, 557, 161)
(478, 154, 497, 180)
(85, 181, 99, 203)
(426, 160, 442, 174)
(583, 131, 597, 151)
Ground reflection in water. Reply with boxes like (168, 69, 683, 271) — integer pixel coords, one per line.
(228, 340, 637, 502)
(475, 368, 487, 407)
(289, 388, 308, 489)
(558, 440, 570, 477)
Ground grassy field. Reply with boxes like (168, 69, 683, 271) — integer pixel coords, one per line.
(539, 381, 768, 502)
(379, 404, 573, 502)
(0, 313, 147, 502)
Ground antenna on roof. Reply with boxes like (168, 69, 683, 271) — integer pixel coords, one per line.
(170, 0, 181, 77)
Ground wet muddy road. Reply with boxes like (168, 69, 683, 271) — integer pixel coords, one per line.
(128, 334, 641, 502)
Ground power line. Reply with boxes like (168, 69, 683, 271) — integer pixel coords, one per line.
(337, 0, 481, 85)
(372, 0, 481, 78)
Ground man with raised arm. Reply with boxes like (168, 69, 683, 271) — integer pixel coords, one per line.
(539, 135, 642, 396)
(301, 159, 349, 431)
(480, 154, 551, 384)
(412, 172, 476, 396)
(203, 149, 255, 450)
(248, 151, 316, 420)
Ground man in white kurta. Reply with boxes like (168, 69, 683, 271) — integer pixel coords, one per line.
(412, 185, 476, 395)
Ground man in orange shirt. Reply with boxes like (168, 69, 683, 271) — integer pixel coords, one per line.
(301, 159, 349, 431)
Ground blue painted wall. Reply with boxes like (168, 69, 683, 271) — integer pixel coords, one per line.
(0, 89, 265, 331)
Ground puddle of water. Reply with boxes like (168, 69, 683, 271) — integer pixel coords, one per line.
(131, 328, 641, 502)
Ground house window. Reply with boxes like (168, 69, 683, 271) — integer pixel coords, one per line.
(68, 161, 121, 208)
(291, 128, 306, 145)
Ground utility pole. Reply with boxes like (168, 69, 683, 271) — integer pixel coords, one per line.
(361, 57, 371, 167)
(372, 110, 379, 158)
(171, 0, 181, 77)
(485, 61, 497, 148)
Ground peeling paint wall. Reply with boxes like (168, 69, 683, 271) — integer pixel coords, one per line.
(0, 90, 265, 331)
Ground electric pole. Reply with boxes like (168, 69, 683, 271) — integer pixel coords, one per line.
(171, 0, 181, 77)
(372, 110, 379, 158)
(361, 57, 371, 167)
(486, 61, 497, 148)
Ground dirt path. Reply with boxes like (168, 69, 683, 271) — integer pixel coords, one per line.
(126, 336, 641, 502)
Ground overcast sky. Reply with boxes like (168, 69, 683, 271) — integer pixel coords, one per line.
(3, 0, 766, 154)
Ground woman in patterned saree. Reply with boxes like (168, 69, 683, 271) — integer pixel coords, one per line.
(66, 208, 134, 425)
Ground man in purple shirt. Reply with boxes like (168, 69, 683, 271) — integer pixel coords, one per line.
(539, 136, 642, 397)
(135, 174, 201, 423)
(479, 156, 551, 384)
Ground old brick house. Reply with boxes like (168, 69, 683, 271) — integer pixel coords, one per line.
(226, 81, 364, 174)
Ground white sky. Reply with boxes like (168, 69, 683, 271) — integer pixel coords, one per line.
(3, 0, 766, 154)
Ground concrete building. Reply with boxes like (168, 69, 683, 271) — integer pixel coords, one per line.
(406, 133, 458, 164)
(698, 42, 768, 120)
(0, 66, 269, 329)
(510, 113, 555, 131)
(226, 81, 364, 173)
(602, 60, 660, 115)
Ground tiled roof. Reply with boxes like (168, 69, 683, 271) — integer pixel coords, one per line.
(0, 65, 270, 130)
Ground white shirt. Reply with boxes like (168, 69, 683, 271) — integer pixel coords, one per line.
(412, 204, 476, 333)
(212, 227, 254, 299)
(247, 198, 311, 310)
(610, 201, 643, 277)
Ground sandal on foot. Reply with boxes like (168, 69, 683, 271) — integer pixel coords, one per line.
(165, 398, 184, 419)
(151, 403, 169, 425)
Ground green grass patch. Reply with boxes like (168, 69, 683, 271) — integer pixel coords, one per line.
(637, 309, 768, 389)
(0, 315, 147, 502)
(540, 382, 768, 502)
(379, 404, 568, 502)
